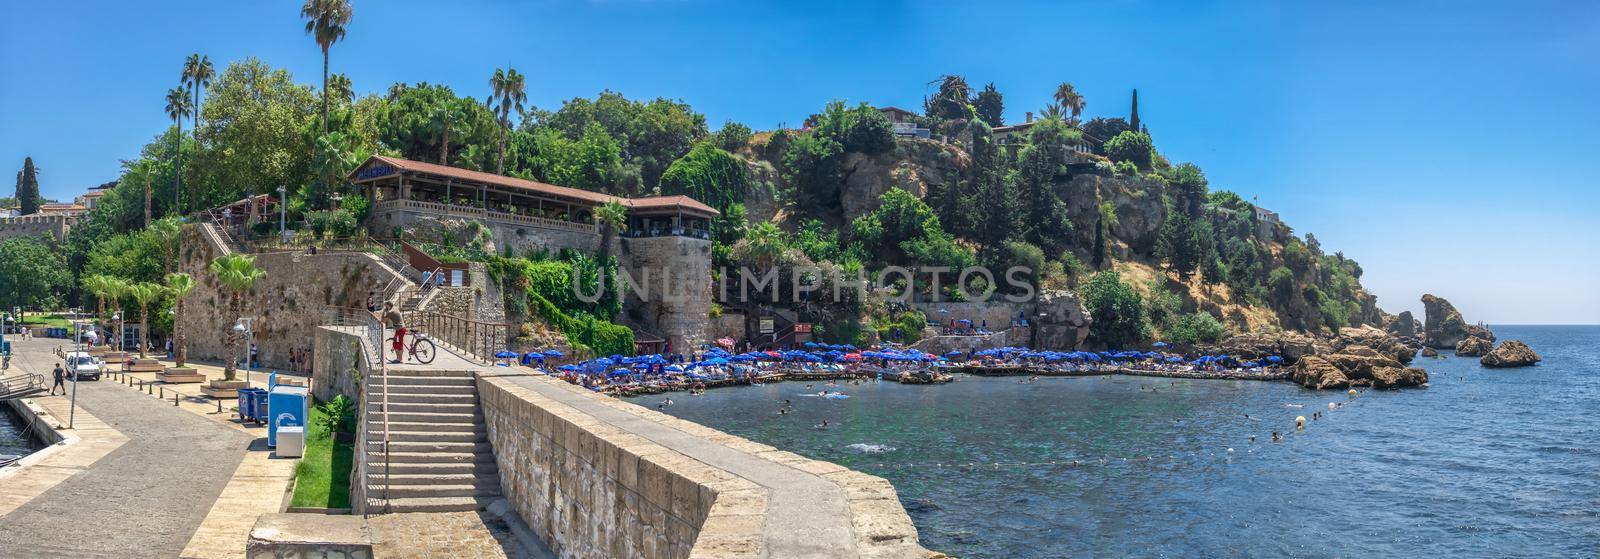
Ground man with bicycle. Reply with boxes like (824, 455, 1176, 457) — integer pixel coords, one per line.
(384, 301, 407, 364)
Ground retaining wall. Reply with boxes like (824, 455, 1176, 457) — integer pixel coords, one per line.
(477, 373, 940, 559)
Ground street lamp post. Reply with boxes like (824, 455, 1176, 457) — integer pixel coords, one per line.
(234, 317, 254, 385)
(277, 185, 288, 243)
(111, 312, 121, 352)
(69, 321, 83, 429)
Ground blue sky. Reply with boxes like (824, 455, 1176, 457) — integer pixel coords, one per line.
(2, 1, 1596, 324)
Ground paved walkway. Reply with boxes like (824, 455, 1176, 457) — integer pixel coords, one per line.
(497, 370, 858, 558)
(0, 338, 256, 558)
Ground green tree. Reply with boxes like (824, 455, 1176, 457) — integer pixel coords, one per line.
(166, 272, 196, 367)
(973, 83, 1004, 126)
(1104, 130, 1154, 171)
(1082, 270, 1149, 349)
(489, 67, 528, 175)
(0, 237, 71, 311)
(125, 282, 165, 358)
(188, 59, 319, 211)
(1052, 82, 1085, 121)
(1082, 117, 1131, 153)
(712, 122, 753, 152)
(164, 88, 192, 212)
(14, 157, 41, 215)
(1015, 119, 1079, 254)
(209, 254, 266, 380)
(924, 74, 972, 122)
(181, 53, 215, 141)
(594, 200, 628, 270)
(301, 0, 353, 139)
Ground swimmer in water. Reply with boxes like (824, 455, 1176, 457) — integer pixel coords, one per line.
(1271, 431, 1281, 443)
(1249, 435, 1256, 443)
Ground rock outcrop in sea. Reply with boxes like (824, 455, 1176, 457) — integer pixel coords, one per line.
(1386, 310, 1419, 338)
(1481, 340, 1542, 368)
(1421, 294, 1494, 348)
(1454, 336, 1494, 357)
(1291, 346, 1428, 390)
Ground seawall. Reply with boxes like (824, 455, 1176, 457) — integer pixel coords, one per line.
(477, 371, 941, 558)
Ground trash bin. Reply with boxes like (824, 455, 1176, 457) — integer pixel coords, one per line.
(276, 426, 304, 458)
(267, 385, 308, 448)
(237, 389, 255, 422)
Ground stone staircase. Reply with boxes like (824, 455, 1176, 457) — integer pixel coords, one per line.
(364, 369, 501, 513)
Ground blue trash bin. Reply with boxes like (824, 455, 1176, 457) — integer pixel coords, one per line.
(267, 385, 308, 448)
(238, 389, 255, 422)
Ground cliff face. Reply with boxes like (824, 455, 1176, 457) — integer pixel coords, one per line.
(1061, 172, 1168, 258)
(838, 139, 968, 224)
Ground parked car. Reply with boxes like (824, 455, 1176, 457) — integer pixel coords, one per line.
(64, 351, 103, 381)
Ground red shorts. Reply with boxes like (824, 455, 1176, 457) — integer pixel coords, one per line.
(393, 328, 407, 351)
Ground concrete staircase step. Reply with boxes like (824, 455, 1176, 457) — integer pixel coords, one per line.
(382, 411, 481, 424)
(383, 384, 477, 395)
(377, 420, 483, 433)
(369, 441, 492, 454)
(375, 472, 497, 486)
(382, 496, 498, 513)
(382, 430, 486, 444)
(374, 371, 477, 381)
(375, 392, 478, 405)
(368, 484, 502, 499)
(368, 401, 479, 414)
(370, 461, 498, 475)
(367, 450, 485, 464)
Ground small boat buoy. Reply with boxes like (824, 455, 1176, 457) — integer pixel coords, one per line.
(1295, 416, 1307, 429)
(1227, 447, 1234, 453)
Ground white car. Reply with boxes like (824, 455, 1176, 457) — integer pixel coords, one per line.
(63, 351, 103, 381)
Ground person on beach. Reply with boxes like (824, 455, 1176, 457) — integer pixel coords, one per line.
(51, 363, 66, 395)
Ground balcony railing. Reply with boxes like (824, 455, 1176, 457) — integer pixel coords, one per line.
(622, 227, 712, 241)
(375, 199, 598, 235)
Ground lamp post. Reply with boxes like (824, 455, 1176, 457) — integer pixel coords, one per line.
(277, 185, 288, 243)
(234, 317, 254, 385)
(69, 321, 83, 429)
(112, 312, 122, 352)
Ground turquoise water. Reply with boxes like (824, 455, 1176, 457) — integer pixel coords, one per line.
(659, 325, 1600, 557)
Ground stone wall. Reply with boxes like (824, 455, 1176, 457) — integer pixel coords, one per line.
(371, 209, 602, 256)
(177, 225, 405, 372)
(620, 236, 713, 352)
(706, 313, 746, 345)
(0, 214, 71, 243)
(311, 326, 371, 402)
(910, 301, 1031, 331)
(477, 374, 938, 559)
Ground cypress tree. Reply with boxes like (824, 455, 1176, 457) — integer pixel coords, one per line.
(15, 157, 41, 215)
(1129, 89, 1141, 134)
(1093, 215, 1107, 268)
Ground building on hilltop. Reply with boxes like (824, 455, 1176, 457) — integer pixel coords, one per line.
(347, 155, 719, 351)
(876, 106, 932, 139)
(992, 112, 1096, 153)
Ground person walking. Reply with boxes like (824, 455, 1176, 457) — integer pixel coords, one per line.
(51, 363, 66, 396)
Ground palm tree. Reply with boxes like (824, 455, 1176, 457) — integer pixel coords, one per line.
(126, 283, 166, 358)
(209, 254, 266, 381)
(81, 275, 114, 338)
(595, 200, 628, 264)
(1052, 82, 1085, 122)
(102, 277, 131, 351)
(430, 103, 456, 165)
(148, 217, 183, 273)
(489, 67, 527, 175)
(165, 87, 192, 215)
(166, 273, 196, 367)
(301, 0, 353, 138)
(182, 53, 214, 140)
(744, 221, 786, 269)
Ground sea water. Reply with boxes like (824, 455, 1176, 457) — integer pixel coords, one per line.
(0, 403, 44, 460)
(658, 325, 1600, 557)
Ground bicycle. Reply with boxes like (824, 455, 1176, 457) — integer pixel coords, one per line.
(387, 331, 437, 365)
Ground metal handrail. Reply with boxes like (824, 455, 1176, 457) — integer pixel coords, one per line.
(0, 371, 45, 401)
(412, 310, 513, 364)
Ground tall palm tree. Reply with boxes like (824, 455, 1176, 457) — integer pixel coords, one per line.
(1052, 82, 1085, 121)
(595, 200, 628, 264)
(102, 277, 131, 351)
(489, 67, 527, 175)
(148, 217, 183, 273)
(301, 0, 353, 138)
(744, 221, 786, 269)
(430, 103, 455, 165)
(81, 275, 114, 338)
(165, 87, 192, 215)
(182, 53, 214, 140)
(209, 254, 266, 381)
(166, 273, 196, 367)
(126, 283, 166, 358)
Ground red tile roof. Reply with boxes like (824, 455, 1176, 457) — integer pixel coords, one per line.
(354, 155, 718, 216)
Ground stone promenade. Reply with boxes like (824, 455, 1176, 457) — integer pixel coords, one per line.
(0, 337, 255, 558)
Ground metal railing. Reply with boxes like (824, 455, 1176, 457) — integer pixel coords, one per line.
(335, 307, 389, 515)
(411, 311, 513, 364)
(374, 198, 599, 234)
(0, 371, 45, 401)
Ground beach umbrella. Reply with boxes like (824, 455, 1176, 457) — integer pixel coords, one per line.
(1266, 355, 1284, 364)
(1152, 341, 1170, 348)
(495, 351, 518, 359)
(1166, 356, 1184, 363)
(708, 357, 729, 365)
(666, 364, 686, 372)
(542, 349, 565, 358)
(558, 364, 581, 372)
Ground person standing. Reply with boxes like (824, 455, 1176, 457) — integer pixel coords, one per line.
(384, 302, 406, 364)
(51, 363, 66, 396)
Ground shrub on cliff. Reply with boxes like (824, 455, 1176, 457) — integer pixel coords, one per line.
(1083, 270, 1150, 349)
(1104, 131, 1154, 171)
(1166, 311, 1227, 344)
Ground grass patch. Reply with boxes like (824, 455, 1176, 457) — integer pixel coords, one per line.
(20, 314, 71, 327)
(290, 404, 354, 509)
